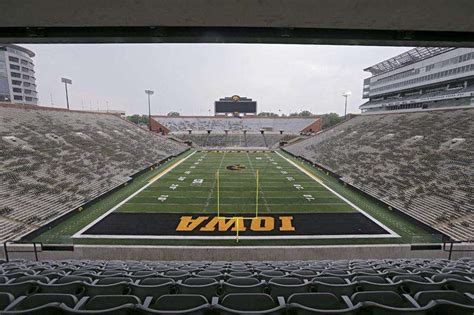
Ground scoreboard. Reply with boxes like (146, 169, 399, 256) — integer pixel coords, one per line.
(215, 95, 257, 114)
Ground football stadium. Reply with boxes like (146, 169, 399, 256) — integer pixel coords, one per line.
(0, 1, 473, 312)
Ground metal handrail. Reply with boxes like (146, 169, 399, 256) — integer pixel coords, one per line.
(3, 240, 43, 262)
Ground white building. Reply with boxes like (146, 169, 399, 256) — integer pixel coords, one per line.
(0, 44, 38, 105)
(361, 47, 474, 112)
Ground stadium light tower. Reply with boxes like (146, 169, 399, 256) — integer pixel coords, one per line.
(342, 91, 352, 118)
(61, 77, 72, 110)
(145, 90, 154, 131)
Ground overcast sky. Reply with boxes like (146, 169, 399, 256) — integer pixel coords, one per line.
(23, 44, 410, 116)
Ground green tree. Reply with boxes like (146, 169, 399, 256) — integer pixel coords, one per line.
(127, 114, 149, 125)
(167, 111, 180, 117)
(320, 112, 344, 129)
(257, 112, 278, 117)
(289, 110, 314, 117)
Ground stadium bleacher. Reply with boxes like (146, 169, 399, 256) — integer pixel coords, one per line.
(153, 116, 319, 134)
(0, 104, 188, 243)
(0, 258, 472, 313)
(285, 108, 474, 242)
(153, 116, 316, 149)
(173, 133, 296, 149)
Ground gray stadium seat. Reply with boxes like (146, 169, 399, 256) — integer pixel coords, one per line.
(4, 293, 78, 312)
(145, 294, 209, 314)
(77, 294, 140, 313)
(10, 275, 50, 284)
(215, 293, 285, 314)
(414, 290, 473, 306)
(129, 281, 174, 303)
(222, 278, 266, 295)
(268, 278, 309, 299)
(55, 276, 93, 284)
(0, 292, 14, 311)
(287, 292, 352, 314)
(177, 278, 220, 301)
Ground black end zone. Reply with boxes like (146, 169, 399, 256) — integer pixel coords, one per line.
(82, 212, 390, 237)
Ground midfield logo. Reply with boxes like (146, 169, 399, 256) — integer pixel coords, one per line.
(176, 215, 295, 232)
(226, 164, 246, 171)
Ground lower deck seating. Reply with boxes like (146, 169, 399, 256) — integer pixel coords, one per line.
(285, 108, 474, 241)
(0, 258, 472, 313)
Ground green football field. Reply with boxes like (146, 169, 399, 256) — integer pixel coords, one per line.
(31, 149, 441, 246)
(117, 150, 354, 214)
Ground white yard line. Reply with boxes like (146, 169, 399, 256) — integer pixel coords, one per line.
(72, 151, 196, 238)
(246, 152, 271, 213)
(203, 151, 227, 212)
(75, 234, 396, 240)
(275, 151, 400, 238)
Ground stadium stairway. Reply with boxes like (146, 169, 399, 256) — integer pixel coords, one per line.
(0, 258, 472, 314)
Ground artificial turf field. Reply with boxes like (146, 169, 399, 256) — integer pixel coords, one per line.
(32, 150, 440, 246)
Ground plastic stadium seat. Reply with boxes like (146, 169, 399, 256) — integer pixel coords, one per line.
(55, 276, 93, 284)
(131, 271, 156, 277)
(287, 292, 352, 314)
(162, 270, 190, 281)
(0, 282, 39, 297)
(312, 276, 347, 285)
(10, 275, 50, 284)
(268, 278, 309, 299)
(83, 283, 131, 297)
(354, 281, 400, 293)
(177, 278, 220, 301)
(260, 270, 286, 281)
(139, 278, 175, 286)
(290, 270, 318, 280)
(352, 275, 387, 284)
(100, 270, 129, 276)
(194, 270, 224, 280)
(69, 271, 97, 278)
(414, 290, 474, 306)
(77, 294, 140, 313)
(0, 292, 14, 310)
(398, 280, 445, 295)
(94, 277, 132, 285)
(445, 279, 474, 294)
(312, 282, 357, 298)
(222, 278, 266, 295)
(215, 293, 285, 314)
(227, 271, 255, 278)
(37, 282, 86, 296)
(4, 293, 78, 313)
(321, 269, 349, 276)
(144, 294, 209, 314)
(129, 281, 174, 303)
(432, 273, 468, 282)
(392, 274, 428, 283)
(351, 291, 411, 308)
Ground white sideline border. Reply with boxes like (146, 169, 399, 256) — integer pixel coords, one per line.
(73, 151, 197, 239)
(74, 150, 399, 240)
(275, 151, 399, 238)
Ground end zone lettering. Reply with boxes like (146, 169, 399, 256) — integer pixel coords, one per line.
(176, 216, 296, 232)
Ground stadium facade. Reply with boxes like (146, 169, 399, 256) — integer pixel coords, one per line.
(361, 47, 474, 112)
(0, 44, 38, 105)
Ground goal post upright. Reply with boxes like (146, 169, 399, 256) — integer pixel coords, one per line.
(255, 169, 259, 218)
(217, 170, 220, 218)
